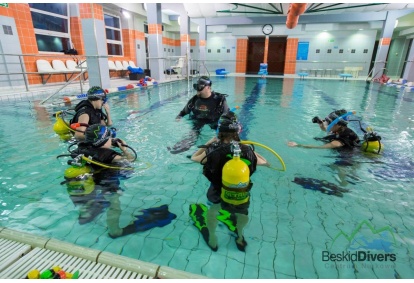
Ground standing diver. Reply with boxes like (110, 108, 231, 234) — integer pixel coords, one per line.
(62, 124, 176, 237)
(190, 111, 268, 252)
(170, 76, 229, 154)
(70, 86, 113, 140)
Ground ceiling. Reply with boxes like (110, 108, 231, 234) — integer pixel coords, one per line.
(110, 3, 414, 37)
(181, 3, 414, 18)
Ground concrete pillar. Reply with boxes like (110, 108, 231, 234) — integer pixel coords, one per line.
(198, 19, 207, 63)
(372, 10, 414, 79)
(179, 13, 190, 77)
(80, 3, 110, 89)
(146, 3, 165, 81)
(403, 39, 414, 82)
(192, 18, 207, 75)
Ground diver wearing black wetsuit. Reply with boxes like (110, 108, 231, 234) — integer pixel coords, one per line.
(70, 86, 112, 140)
(321, 127, 360, 149)
(171, 76, 229, 154)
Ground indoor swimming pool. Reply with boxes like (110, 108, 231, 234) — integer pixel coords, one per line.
(0, 77, 413, 279)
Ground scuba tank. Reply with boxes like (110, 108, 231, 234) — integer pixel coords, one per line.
(63, 154, 95, 196)
(221, 142, 252, 205)
(361, 127, 383, 154)
(53, 111, 72, 141)
(347, 119, 383, 154)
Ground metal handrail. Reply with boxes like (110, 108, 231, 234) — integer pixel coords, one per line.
(40, 69, 87, 105)
(0, 53, 121, 91)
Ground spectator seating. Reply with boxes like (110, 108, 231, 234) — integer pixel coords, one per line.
(108, 61, 118, 77)
(128, 61, 137, 68)
(66, 60, 88, 81)
(171, 58, 184, 75)
(52, 60, 76, 82)
(115, 60, 127, 77)
(36, 59, 67, 84)
(122, 61, 130, 70)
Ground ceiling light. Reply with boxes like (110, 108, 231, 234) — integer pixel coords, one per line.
(121, 9, 130, 18)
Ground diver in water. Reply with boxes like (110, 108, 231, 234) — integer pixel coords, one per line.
(288, 109, 360, 149)
(74, 123, 135, 165)
(70, 86, 113, 140)
(170, 76, 230, 154)
(190, 111, 268, 252)
(61, 124, 176, 237)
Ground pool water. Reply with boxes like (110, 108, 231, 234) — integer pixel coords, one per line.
(0, 77, 413, 279)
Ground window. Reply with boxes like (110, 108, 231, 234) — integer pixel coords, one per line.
(3, 25, 12, 35)
(316, 49, 320, 53)
(29, 3, 70, 52)
(105, 14, 123, 56)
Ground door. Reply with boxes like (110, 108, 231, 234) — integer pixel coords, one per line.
(246, 37, 265, 74)
(267, 36, 287, 75)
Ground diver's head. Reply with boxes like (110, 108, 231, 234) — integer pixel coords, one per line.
(193, 76, 212, 94)
(325, 109, 348, 129)
(85, 124, 112, 147)
(217, 111, 241, 141)
(87, 86, 107, 104)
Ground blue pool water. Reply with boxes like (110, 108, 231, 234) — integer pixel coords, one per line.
(0, 77, 413, 279)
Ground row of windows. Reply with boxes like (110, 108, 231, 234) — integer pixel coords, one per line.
(29, 4, 124, 56)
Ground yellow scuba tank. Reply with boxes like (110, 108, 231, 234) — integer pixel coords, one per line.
(221, 142, 251, 205)
(361, 127, 383, 154)
(65, 174, 95, 196)
(64, 165, 91, 179)
(64, 165, 94, 196)
(53, 111, 72, 140)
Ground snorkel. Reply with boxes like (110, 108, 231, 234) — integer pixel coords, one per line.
(326, 111, 356, 133)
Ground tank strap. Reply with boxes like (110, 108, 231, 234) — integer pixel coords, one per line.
(222, 182, 252, 192)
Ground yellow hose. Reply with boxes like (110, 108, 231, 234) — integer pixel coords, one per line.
(81, 155, 151, 171)
(241, 140, 286, 171)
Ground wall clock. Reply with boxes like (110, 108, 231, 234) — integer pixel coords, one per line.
(262, 24, 273, 35)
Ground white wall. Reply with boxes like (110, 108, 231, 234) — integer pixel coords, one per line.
(198, 28, 377, 76)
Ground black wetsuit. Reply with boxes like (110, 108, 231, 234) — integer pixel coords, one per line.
(170, 92, 230, 154)
(176, 91, 229, 128)
(70, 100, 106, 126)
(320, 127, 360, 150)
(202, 142, 257, 209)
(75, 144, 121, 166)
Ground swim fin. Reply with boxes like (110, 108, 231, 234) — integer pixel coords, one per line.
(189, 203, 218, 251)
(189, 203, 208, 231)
(109, 204, 177, 238)
(217, 209, 238, 234)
